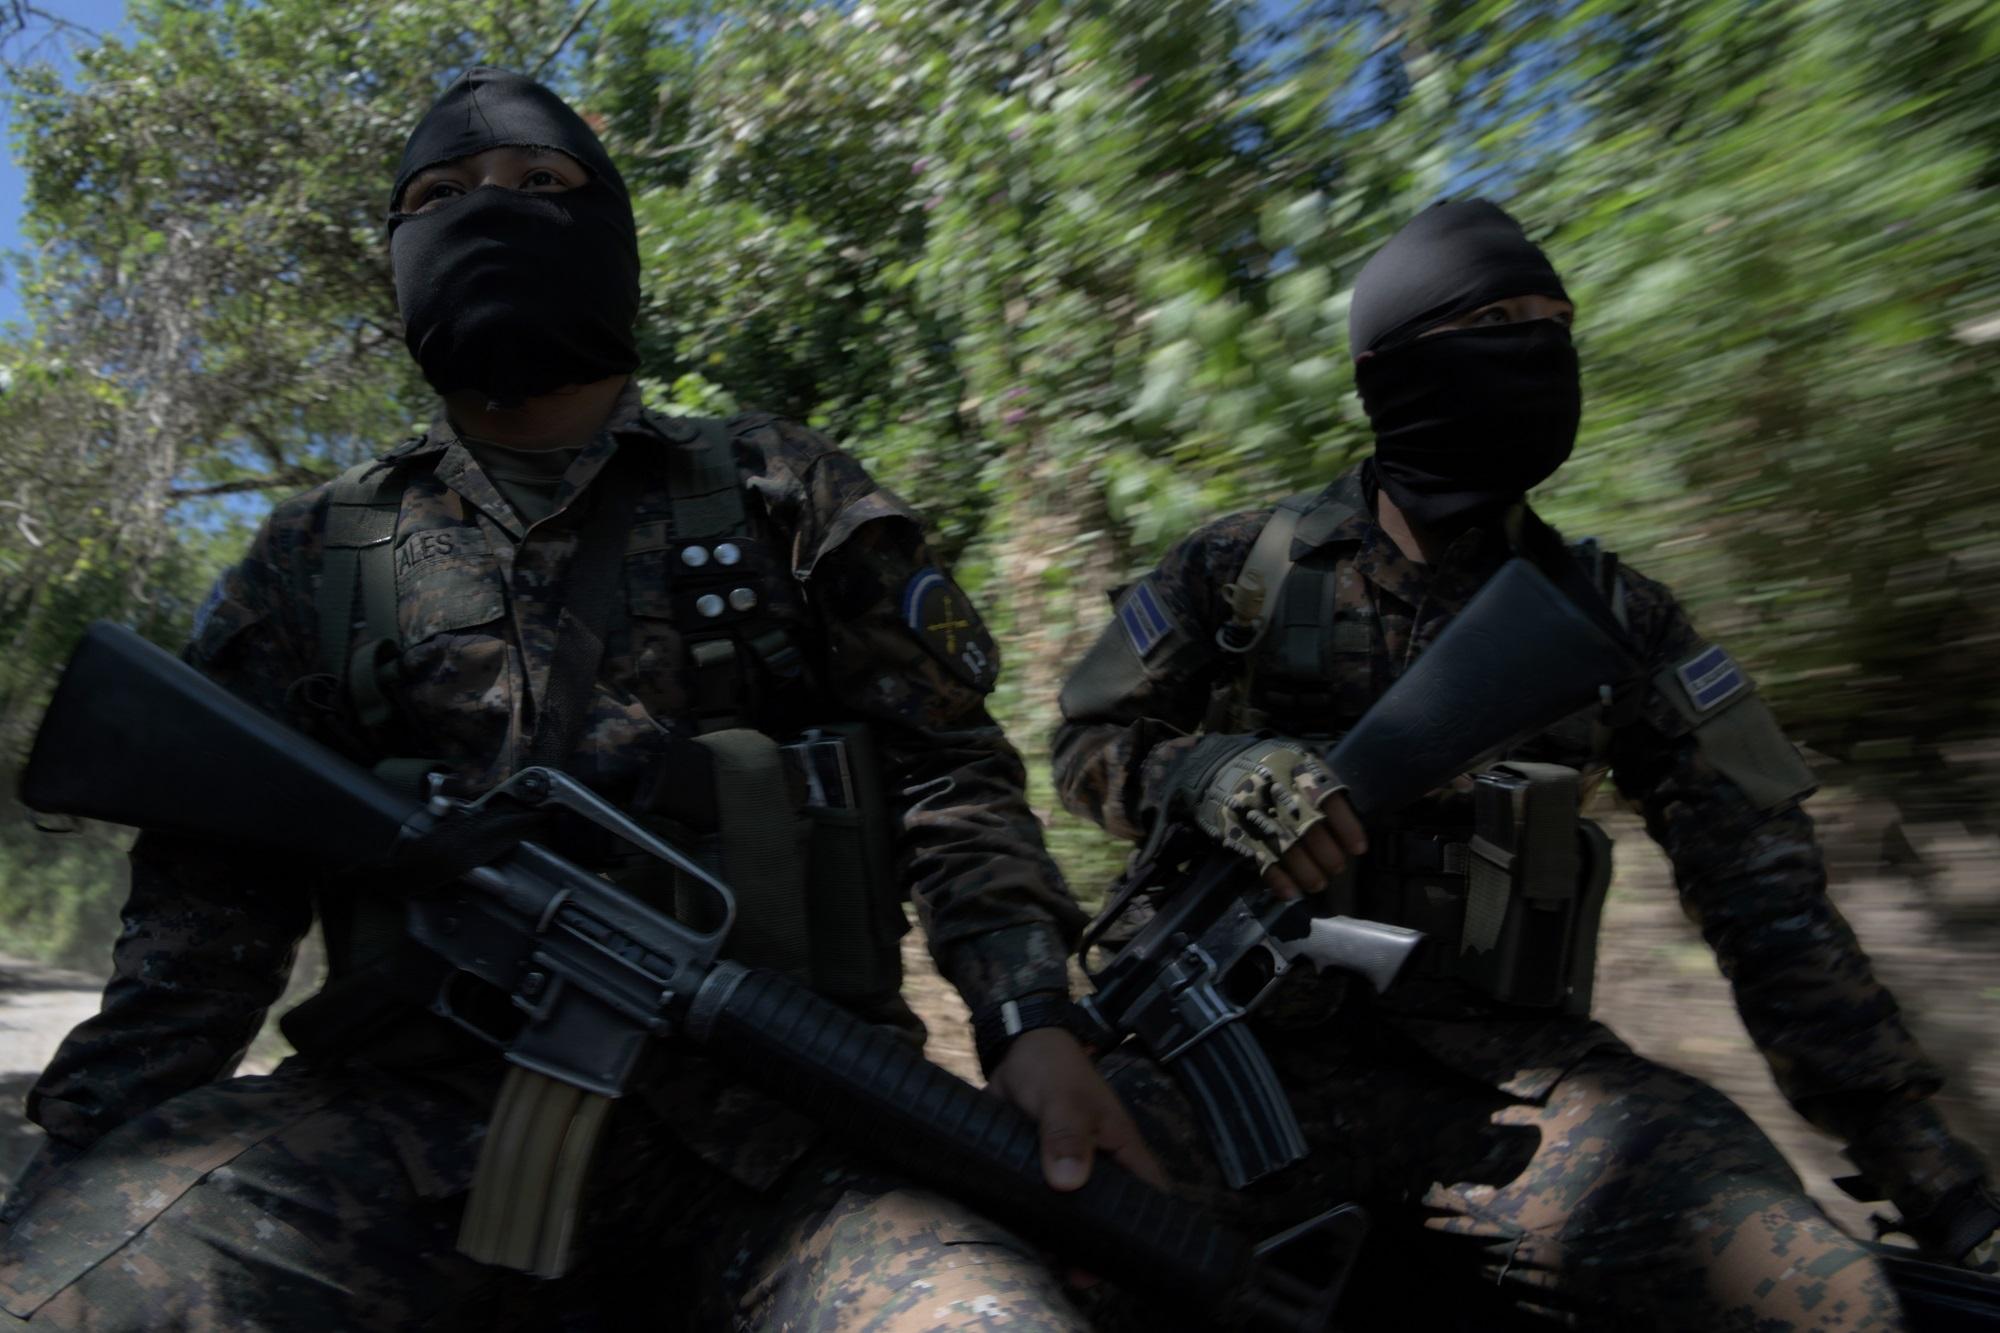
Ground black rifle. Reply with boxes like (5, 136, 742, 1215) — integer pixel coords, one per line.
(20, 623, 1360, 1332)
(1871, 1248, 2000, 1331)
(1073, 557, 2000, 1326)
(1075, 557, 1639, 1187)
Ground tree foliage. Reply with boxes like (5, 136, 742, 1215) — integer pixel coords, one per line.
(3, 0, 1998, 958)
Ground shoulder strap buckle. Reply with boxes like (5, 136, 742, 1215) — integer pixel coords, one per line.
(1218, 492, 1317, 654)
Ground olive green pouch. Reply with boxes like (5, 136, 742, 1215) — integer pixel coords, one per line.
(793, 723, 908, 1002)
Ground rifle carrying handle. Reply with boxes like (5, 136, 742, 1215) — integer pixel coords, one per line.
(687, 962, 1266, 1321)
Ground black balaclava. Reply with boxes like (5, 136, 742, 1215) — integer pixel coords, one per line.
(1349, 199, 1579, 530)
(387, 67, 640, 404)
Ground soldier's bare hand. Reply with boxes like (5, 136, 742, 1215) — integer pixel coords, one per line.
(987, 1028, 1166, 1192)
(1263, 792, 1368, 900)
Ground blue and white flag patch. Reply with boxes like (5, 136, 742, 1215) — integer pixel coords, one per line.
(1676, 645, 1748, 713)
(1118, 579, 1175, 660)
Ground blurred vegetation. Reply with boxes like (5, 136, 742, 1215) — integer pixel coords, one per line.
(2, 0, 1998, 966)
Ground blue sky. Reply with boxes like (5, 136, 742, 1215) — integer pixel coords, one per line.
(0, 0, 131, 330)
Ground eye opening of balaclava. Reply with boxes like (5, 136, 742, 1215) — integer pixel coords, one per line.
(392, 143, 595, 217)
(387, 66, 640, 406)
(1348, 198, 1581, 531)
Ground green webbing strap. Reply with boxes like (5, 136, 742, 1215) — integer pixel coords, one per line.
(1569, 537, 1636, 766)
(318, 460, 404, 678)
(687, 639, 742, 732)
(1462, 856, 1512, 957)
(347, 638, 404, 739)
(527, 449, 642, 769)
(1221, 493, 1313, 656)
(665, 417, 757, 731)
(665, 416, 746, 536)
(1268, 536, 1345, 681)
(313, 459, 426, 989)
(694, 728, 812, 983)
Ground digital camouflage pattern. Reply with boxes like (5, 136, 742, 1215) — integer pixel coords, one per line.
(1054, 463, 1989, 1326)
(3, 381, 1088, 1327)
(1054, 465, 1947, 1113)
(1095, 1033, 1904, 1332)
(1, 1060, 1085, 1331)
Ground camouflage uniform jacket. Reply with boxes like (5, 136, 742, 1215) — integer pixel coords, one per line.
(27, 383, 1083, 1188)
(1052, 464, 1947, 1136)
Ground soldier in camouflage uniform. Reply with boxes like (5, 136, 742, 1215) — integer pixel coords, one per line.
(0, 68, 1155, 1331)
(1055, 200, 1998, 1330)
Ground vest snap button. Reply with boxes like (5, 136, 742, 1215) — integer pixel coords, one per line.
(696, 593, 726, 618)
(728, 587, 758, 611)
(681, 545, 710, 568)
(714, 542, 743, 566)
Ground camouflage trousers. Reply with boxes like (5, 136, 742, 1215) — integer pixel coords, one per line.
(1095, 1016, 1906, 1333)
(0, 1058, 1086, 1332)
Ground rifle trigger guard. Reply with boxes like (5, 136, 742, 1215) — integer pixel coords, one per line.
(1243, 936, 1296, 1012)
(1153, 941, 1273, 1064)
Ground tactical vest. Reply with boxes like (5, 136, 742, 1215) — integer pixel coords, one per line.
(316, 416, 799, 750)
(293, 416, 907, 1051)
(1223, 489, 1625, 1014)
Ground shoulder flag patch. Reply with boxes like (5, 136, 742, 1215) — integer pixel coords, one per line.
(1117, 579, 1175, 660)
(1676, 644, 1748, 713)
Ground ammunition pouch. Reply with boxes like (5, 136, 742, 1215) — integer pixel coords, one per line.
(630, 723, 908, 1009)
(1357, 762, 1611, 1013)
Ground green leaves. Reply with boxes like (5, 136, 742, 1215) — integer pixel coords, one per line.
(3, 0, 1998, 864)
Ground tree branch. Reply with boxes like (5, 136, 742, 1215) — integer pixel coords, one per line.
(0, 1, 99, 69)
(169, 468, 331, 501)
(532, 0, 600, 80)
(240, 421, 290, 470)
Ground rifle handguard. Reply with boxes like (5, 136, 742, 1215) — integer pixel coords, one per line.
(687, 962, 1329, 1329)
(1190, 739, 1345, 874)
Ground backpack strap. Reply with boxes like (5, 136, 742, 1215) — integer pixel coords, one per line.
(1565, 534, 1640, 763)
(1217, 492, 1317, 654)
(318, 459, 407, 678)
(310, 457, 418, 756)
(1567, 535, 1629, 634)
(526, 448, 642, 768)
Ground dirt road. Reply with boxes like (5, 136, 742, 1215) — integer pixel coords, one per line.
(3, 792, 1995, 1239)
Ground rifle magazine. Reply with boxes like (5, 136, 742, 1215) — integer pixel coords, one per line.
(1168, 1020, 1309, 1189)
(458, 1067, 611, 1278)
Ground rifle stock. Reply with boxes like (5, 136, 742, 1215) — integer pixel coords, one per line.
(22, 621, 421, 859)
(1326, 557, 1637, 817)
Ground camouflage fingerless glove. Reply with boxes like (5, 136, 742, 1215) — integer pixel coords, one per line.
(1170, 734, 1345, 872)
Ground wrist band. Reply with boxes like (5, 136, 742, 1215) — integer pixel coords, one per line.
(972, 993, 1079, 1077)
